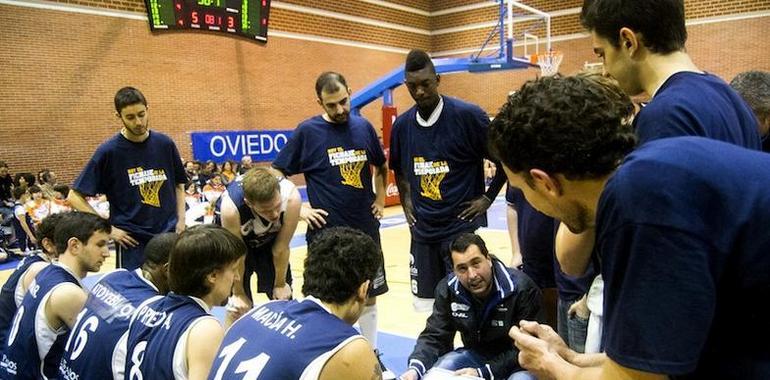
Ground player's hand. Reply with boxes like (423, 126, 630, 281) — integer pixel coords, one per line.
(509, 325, 559, 379)
(398, 369, 419, 380)
(272, 283, 292, 300)
(225, 296, 251, 326)
(518, 320, 572, 360)
(28, 235, 38, 245)
(568, 294, 590, 320)
(402, 199, 417, 227)
(300, 205, 328, 230)
(454, 368, 479, 377)
(371, 198, 385, 220)
(175, 219, 186, 233)
(458, 195, 492, 221)
(110, 226, 138, 248)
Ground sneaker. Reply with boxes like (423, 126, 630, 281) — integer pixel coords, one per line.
(375, 349, 397, 380)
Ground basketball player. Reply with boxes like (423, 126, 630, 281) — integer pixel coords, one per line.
(0, 212, 66, 355)
(207, 227, 383, 380)
(389, 49, 507, 309)
(0, 213, 111, 379)
(272, 71, 392, 376)
(59, 232, 177, 379)
(117, 224, 245, 379)
(217, 167, 301, 304)
(68, 86, 187, 270)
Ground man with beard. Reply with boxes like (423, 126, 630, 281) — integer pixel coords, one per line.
(272, 71, 393, 378)
(68, 87, 187, 270)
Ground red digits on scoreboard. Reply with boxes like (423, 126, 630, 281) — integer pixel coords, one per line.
(191, 11, 199, 24)
(228, 16, 235, 28)
(205, 13, 215, 25)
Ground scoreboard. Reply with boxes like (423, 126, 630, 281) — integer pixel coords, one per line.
(144, 0, 271, 42)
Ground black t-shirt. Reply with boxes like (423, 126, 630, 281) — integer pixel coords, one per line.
(0, 174, 12, 202)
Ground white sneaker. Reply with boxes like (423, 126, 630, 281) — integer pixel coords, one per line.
(375, 350, 397, 380)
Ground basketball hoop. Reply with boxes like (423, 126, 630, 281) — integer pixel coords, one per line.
(535, 50, 563, 77)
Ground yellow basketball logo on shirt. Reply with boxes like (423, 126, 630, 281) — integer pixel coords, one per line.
(127, 167, 168, 208)
(414, 157, 449, 201)
(328, 147, 367, 189)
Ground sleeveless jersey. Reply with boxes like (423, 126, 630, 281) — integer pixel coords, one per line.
(59, 269, 159, 380)
(0, 263, 81, 379)
(122, 293, 214, 379)
(207, 296, 363, 380)
(0, 254, 46, 355)
(218, 176, 293, 249)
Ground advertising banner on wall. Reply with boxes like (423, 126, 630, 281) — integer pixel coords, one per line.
(191, 130, 292, 162)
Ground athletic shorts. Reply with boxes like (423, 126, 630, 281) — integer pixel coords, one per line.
(244, 241, 293, 301)
(410, 237, 457, 299)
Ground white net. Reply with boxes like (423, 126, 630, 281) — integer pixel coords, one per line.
(537, 51, 563, 77)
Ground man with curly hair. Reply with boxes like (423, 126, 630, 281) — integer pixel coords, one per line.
(208, 227, 384, 379)
(491, 75, 770, 379)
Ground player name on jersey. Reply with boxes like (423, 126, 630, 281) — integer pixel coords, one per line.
(250, 304, 303, 339)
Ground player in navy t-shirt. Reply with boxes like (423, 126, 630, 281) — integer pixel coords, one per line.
(272, 72, 393, 376)
(59, 232, 176, 380)
(494, 75, 770, 379)
(68, 87, 187, 270)
(216, 167, 300, 304)
(116, 224, 245, 380)
(389, 50, 506, 308)
(1, 213, 111, 380)
(208, 227, 383, 380)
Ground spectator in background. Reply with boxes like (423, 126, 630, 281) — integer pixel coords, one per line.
(11, 187, 34, 251)
(184, 160, 199, 186)
(239, 155, 253, 174)
(0, 162, 13, 224)
(197, 160, 218, 189)
(51, 184, 71, 214)
(730, 70, 770, 152)
(25, 185, 51, 227)
(202, 174, 226, 203)
(220, 160, 237, 184)
(38, 169, 57, 199)
(13, 173, 35, 190)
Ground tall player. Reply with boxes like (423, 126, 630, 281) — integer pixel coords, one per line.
(208, 227, 383, 380)
(389, 49, 507, 310)
(217, 167, 301, 304)
(272, 71, 391, 375)
(0, 213, 111, 379)
(117, 224, 245, 379)
(59, 232, 177, 379)
(68, 86, 187, 270)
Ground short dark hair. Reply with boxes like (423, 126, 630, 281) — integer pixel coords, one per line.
(302, 227, 380, 304)
(449, 233, 489, 265)
(0, 161, 7, 169)
(28, 185, 41, 194)
(36, 212, 69, 255)
(40, 169, 55, 184)
(730, 71, 770, 124)
(580, 0, 686, 54)
(144, 232, 177, 266)
(114, 87, 147, 114)
(53, 184, 70, 195)
(12, 187, 26, 200)
(315, 72, 348, 99)
(489, 75, 636, 181)
(405, 49, 435, 74)
(168, 225, 246, 298)
(54, 212, 111, 254)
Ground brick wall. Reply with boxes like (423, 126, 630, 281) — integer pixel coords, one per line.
(1, 0, 769, 182)
(0, 4, 414, 182)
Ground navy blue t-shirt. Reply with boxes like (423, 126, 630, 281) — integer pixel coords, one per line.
(272, 114, 385, 235)
(634, 72, 760, 149)
(73, 131, 186, 241)
(389, 96, 490, 242)
(597, 137, 770, 378)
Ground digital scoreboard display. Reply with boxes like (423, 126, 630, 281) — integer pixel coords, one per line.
(144, 0, 271, 42)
